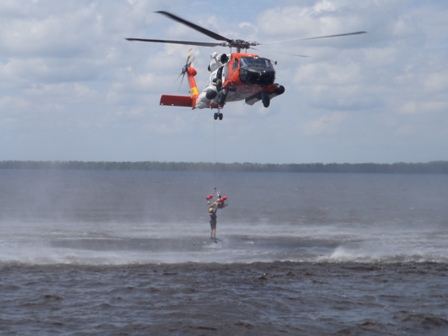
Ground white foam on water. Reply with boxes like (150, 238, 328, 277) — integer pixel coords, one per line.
(1, 219, 448, 265)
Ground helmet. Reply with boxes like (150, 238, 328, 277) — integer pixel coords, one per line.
(209, 207, 214, 213)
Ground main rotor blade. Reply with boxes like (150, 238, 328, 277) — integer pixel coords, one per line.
(299, 31, 367, 40)
(264, 31, 367, 45)
(125, 38, 223, 47)
(155, 11, 233, 44)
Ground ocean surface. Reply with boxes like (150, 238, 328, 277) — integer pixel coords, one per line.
(1, 169, 447, 335)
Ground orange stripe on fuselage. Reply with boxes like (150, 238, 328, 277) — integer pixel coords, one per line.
(187, 67, 198, 107)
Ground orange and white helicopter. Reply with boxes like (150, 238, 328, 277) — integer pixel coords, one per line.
(126, 11, 365, 120)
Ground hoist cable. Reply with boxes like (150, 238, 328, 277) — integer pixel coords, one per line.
(213, 119, 216, 193)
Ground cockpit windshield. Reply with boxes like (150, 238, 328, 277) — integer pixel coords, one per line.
(240, 57, 273, 69)
(238, 56, 276, 85)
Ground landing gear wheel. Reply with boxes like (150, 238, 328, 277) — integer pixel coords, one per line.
(262, 92, 270, 108)
(213, 112, 223, 120)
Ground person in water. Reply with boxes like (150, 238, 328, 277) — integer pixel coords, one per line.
(209, 206, 217, 239)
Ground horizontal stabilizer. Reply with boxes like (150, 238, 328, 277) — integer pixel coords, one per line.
(160, 95, 193, 107)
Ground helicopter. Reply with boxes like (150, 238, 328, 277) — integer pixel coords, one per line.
(126, 11, 366, 120)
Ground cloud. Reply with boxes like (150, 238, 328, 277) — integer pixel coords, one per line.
(300, 111, 349, 135)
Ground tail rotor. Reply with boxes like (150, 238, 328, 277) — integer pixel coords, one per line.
(179, 49, 195, 86)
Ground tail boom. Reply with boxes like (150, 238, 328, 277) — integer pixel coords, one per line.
(160, 67, 198, 108)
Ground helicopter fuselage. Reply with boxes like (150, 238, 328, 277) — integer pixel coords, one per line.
(126, 10, 364, 120)
(194, 52, 285, 110)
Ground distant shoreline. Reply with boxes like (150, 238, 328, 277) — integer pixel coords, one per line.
(0, 160, 447, 174)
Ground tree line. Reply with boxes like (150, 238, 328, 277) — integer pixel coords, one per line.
(0, 160, 447, 174)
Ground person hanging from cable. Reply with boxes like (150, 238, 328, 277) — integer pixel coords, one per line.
(205, 190, 228, 239)
(209, 204, 218, 240)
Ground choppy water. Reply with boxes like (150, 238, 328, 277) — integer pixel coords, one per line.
(1, 170, 448, 335)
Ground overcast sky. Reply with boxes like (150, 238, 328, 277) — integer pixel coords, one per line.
(1, 0, 447, 164)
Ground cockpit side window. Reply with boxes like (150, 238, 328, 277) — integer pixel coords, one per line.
(232, 58, 239, 70)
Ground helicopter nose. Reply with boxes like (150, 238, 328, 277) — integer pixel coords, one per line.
(258, 69, 275, 84)
(239, 67, 275, 85)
